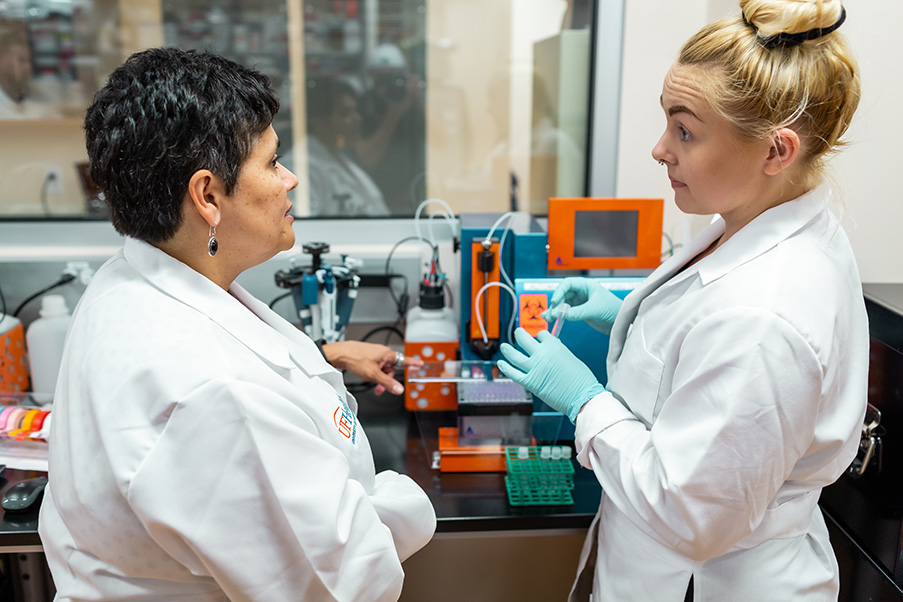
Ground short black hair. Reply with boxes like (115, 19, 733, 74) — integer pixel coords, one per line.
(305, 75, 356, 124)
(84, 47, 279, 242)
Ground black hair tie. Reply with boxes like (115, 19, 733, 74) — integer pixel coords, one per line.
(743, 6, 846, 49)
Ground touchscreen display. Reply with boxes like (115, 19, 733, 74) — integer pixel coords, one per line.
(574, 210, 638, 258)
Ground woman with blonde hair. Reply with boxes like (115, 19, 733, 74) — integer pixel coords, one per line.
(498, 1, 864, 599)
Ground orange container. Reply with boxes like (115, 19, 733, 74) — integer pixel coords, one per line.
(438, 427, 507, 473)
(0, 317, 29, 394)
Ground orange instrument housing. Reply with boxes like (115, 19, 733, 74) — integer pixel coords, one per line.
(547, 198, 664, 271)
(469, 239, 501, 342)
(438, 427, 508, 472)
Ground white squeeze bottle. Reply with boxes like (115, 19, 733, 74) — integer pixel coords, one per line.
(26, 294, 72, 401)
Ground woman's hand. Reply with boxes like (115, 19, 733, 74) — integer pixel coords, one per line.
(542, 277, 623, 335)
(323, 341, 424, 395)
(498, 328, 606, 424)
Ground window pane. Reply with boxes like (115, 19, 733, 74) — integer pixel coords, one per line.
(0, 0, 595, 219)
(1, 1, 122, 217)
(160, 0, 295, 177)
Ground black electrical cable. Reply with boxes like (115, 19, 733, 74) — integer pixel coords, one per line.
(12, 273, 76, 317)
(40, 172, 55, 217)
(361, 324, 404, 346)
(384, 236, 436, 320)
(268, 291, 293, 310)
(0, 278, 8, 329)
(387, 273, 409, 317)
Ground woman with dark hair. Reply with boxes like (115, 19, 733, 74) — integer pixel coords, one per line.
(305, 75, 390, 216)
(38, 47, 435, 601)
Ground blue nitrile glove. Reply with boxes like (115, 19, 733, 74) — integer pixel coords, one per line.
(542, 277, 623, 335)
(497, 328, 606, 424)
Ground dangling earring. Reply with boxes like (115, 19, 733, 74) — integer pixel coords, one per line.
(207, 225, 219, 257)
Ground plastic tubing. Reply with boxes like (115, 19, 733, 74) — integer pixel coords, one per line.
(549, 303, 570, 338)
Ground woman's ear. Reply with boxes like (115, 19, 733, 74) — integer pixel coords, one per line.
(764, 128, 801, 176)
(186, 169, 224, 227)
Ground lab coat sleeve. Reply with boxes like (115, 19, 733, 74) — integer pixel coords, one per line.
(126, 376, 412, 602)
(575, 308, 824, 562)
(371, 470, 437, 561)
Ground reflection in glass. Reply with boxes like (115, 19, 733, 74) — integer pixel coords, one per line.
(0, 0, 595, 220)
(160, 0, 294, 168)
(303, 0, 427, 216)
(303, 75, 390, 216)
(1, 2, 116, 217)
(422, 0, 591, 216)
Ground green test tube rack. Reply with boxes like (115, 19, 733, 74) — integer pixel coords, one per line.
(504, 445, 575, 506)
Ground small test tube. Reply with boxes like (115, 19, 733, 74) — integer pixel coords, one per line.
(550, 303, 571, 338)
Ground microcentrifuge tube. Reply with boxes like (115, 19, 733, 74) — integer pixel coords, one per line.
(551, 446, 562, 461)
(550, 303, 570, 338)
(517, 446, 529, 460)
(540, 446, 552, 461)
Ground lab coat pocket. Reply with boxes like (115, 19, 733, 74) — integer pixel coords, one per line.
(605, 321, 665, 428)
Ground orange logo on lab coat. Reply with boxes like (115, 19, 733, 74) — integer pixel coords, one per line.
(333, 395, 357, 443)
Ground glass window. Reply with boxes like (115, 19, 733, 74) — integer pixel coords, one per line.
(0, 0, 595, 219)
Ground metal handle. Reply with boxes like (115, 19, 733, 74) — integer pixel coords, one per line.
(849, 403, 883, 478)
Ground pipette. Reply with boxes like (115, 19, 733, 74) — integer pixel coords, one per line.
(549, 302, 570, 338)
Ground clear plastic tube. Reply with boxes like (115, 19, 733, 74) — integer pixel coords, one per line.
(549, 302, 570, 338)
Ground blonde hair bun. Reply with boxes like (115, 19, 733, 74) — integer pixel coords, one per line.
(740, 0, 845, 41)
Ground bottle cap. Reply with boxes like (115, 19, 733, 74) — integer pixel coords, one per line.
(39, 294, 69, 317)
(419, 283, 445, 309)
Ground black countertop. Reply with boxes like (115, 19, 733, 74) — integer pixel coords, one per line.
(380, 410, 600, 533)
(332, 396, 600, 534)
(0, 467, 45, 549)
(0, 394, 599, 550)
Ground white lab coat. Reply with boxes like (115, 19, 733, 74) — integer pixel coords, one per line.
(39, 237, 436, 601)
(570, 187, 868, 601)
(306, 136, 391, 217)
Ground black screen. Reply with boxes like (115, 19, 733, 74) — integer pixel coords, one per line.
(574, 210, 639, 258)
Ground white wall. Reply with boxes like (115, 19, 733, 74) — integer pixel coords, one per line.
(614, 0, 903, 283)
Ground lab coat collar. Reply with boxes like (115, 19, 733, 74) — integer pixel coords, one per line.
(122, 238, 335, 377)
(694, 186, 829, 286)
(610, 187, 829, 348)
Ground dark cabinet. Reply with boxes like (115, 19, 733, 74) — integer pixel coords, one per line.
(820, 284, 903, 601)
